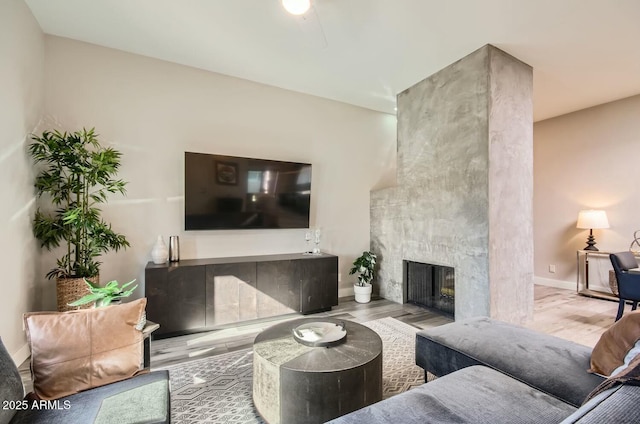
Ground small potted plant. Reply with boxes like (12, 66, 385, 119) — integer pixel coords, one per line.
(68, 279, 138, 308)
(349, 251, 377, 303)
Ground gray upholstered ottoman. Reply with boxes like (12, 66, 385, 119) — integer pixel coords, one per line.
(416, 317, 604, 407)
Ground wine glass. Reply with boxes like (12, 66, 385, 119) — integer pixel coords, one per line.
(312, 228, 321, 255)
(304, 230, 312, 254)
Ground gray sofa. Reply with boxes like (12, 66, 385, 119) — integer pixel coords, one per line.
(330, 317, 640, 423)
(0, 338, 171, 424)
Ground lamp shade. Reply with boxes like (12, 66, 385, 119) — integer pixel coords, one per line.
(576, 210, 609, 229)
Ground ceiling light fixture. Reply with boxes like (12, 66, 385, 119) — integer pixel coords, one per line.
(282, 0, 311, 15)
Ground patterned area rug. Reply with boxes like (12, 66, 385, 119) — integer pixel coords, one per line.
(160, 317, 426, 423)
(362, 317, 429, 398)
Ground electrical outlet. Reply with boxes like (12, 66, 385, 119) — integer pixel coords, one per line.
(549, 265, 556, 273)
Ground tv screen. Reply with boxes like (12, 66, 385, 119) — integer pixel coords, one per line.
(184, 152, 312, 230)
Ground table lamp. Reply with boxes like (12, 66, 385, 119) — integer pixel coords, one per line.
(577, 210, 609, 251)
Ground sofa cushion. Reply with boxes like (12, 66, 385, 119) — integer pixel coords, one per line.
(23, 298, 147, 400)
(327, 365, 576, 424)
(9, 370, 170, 424)
(589, 310, 640, 376)
(416, 317, 604, 408)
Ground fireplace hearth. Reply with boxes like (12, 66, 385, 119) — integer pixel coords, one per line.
(404, 260, 454, 318)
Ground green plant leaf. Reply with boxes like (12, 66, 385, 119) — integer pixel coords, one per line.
(68, 292, 104, 306)
(104, 280, 119, 290)
(351, 251, 377, 286)
(119, 279, 137, 291)
(29, 128, 130, 279)
(83, 278, 100, 289)
(69, 279, 137, 307)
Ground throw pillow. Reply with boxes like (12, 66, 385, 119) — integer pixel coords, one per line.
(24, 298, 147, 400)
(584, 353, 640, 404)
(589, 310, 640, 376)
(610, 339, 640, 376)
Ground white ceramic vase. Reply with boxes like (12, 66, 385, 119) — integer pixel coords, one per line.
(151, 235, 169, 264)
(354, 283, 372, 304)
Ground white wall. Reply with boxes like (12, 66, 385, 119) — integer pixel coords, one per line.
(0, 0, 44, 360)
(40, 36, 397, 307)
(534, 94, 640, 291)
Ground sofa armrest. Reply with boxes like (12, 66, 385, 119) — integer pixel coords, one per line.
(10, 371, 170, 424)
(559, 385, 640, 423)
(416, 317, 604, 408)
(0, 338, 24, 424)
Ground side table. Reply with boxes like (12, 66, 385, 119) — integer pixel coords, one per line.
(577, 250, 640, 301)
(253, 318, 382, 424)
(142, 320, 160, 370)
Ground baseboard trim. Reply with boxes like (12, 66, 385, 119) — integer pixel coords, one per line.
(345, 279, 578, 298)
(534, 276, 574, 291)
(339, 287, 354, 298)
(12, 343, 30, 366)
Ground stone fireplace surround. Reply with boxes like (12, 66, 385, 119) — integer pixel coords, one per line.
(371, 45, 534, 324)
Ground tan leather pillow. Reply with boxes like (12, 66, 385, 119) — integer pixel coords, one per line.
(24, 298, 147, 400)
(589, 310, 640, 376)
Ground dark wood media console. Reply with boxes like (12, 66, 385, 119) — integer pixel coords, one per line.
(145, 252, 338, 338)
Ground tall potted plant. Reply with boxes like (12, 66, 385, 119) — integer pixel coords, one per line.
(349, 251, 377, 303)
(29, 128, 130, 311)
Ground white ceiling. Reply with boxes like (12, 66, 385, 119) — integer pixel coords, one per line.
(25, 0, 640, 121)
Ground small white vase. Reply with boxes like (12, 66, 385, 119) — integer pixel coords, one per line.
(354, 283, 372, 304)
(151, 235, 169, 264)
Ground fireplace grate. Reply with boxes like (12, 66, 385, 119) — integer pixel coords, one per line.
(404, 260, 454, 318)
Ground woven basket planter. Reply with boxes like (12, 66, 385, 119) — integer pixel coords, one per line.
(56, 276, 98, 312)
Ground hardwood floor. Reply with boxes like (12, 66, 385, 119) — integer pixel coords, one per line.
(149, 284, 620, 369)
(525, 285, 619, 347)
(19, 285, 621, 391)
(149, 296, 453, 369)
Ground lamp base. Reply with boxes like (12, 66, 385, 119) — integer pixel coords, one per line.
(584, 231, 599, 251)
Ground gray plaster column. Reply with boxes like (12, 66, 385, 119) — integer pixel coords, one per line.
(371, 45, 533, 323)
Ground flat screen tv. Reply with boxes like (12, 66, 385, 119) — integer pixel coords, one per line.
(184, 152, 312, 230)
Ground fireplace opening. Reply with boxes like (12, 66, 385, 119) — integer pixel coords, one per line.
(404, 260, 454, 318)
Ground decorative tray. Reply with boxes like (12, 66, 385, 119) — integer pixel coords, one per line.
(292, 321, 347, 347)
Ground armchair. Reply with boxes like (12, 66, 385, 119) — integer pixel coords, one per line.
(1, 299, 170, 423)
(0, 338, 170, 424)
(610, 252, 640, 321)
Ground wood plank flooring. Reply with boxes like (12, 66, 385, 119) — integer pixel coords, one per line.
(19, 285, 622, 391)
(149, 296, 453, 369)
(149, 285, 620, 369)
(525, 285, 619, 347)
